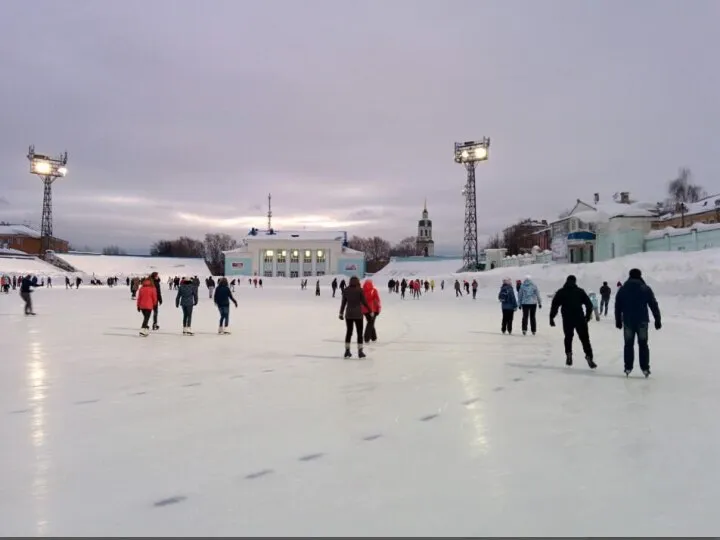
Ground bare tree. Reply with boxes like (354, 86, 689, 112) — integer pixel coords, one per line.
(203, 233, 238, 275)
(102, 245, 127, 256)
(484, 233, 504, 249)
(390, 236, 419, 257)
(668, 167, 705, 227)
(150, 236, 204, 258)
(347, 235, 391, 273)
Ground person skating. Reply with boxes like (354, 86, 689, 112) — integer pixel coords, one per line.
(471, 279, 478, 299)
(454, 279, 462, 297)
(498, 278, 518, 334)
(400, 278, 407, 299)
(517, 275, 542, 335)
(331, 278, 338, 297)
(176, 277, 199, 335)
(599, 281, 611, 317)
(339, 276, 371, 358)
(315, 279, 321, 296)
(213, 277, 238, 334)
(207, 276, 216, 299)
(361, 278, 381, 343)
(150, 271, 163, 330)
(549, 275, 596, 368)
(136, 277, 158, 336)
(615, 268, 661, 377)
(130, 277, 140, 299)
(588, 292, 601, 321)
(20, 274, 36, 315)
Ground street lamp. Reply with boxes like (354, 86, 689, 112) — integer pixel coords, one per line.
(454, 138, 490, 270)
(27, 145, 68, 257)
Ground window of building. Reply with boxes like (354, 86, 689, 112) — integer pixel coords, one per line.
(290, 270, 299, 278)
(290, 250, 299, 263)
(276, 270, 285, 277)
(304, 250, 312, 263)
(264, 250, 274, 263)
(303, 270, 312, 277)
(316, 271, 325, 277)
(263, 271, 273, 277)
(316, 249, 325, 262)
(277, 250, 287, 263)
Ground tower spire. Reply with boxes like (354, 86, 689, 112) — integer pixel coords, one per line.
(267, 193, 272, 230)
(424, 198, 427, 213)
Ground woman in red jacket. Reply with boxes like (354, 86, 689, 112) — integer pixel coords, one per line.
(136, 277, 158, 337)
(362, 279, 382, 342)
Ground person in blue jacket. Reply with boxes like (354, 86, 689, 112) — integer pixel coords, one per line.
(615, 268, 661, 377)
(517, 275, 542, 335)
(213, 277, 238, 334)
(498, 278, 518, 334)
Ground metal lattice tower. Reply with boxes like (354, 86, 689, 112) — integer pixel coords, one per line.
(27, 145, 68, 258)
(267, 193, 273, 230)
(40, 177, 56, 255)
(462, 163, 479, 269)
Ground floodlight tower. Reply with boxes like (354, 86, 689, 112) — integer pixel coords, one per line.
(454, 138, 490, 270)
(27, 145, 68, 257)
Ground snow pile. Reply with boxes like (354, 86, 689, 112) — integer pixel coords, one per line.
(374, 257, 463, 277)
(646, 222, 720, 240)
(54, 253, 211, 279)
(0, 256, 68, 277)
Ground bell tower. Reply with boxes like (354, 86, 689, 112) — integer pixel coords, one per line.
(416, 199, 434, 257)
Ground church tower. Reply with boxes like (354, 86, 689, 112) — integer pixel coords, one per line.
(416, 199, 434, 257)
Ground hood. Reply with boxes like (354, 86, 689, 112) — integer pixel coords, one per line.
(142, 278, 153, 287)
(363, 279, 374, 291)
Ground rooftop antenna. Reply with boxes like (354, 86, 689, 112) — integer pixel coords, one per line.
(267, 193, 272, 230)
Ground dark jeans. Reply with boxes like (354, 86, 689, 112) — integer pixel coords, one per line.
(562, 319, 593, 358)
(218, 305, 230, 327)
(140, 309, 152, 329)
(182, 305, 194, 327)
(363, 313, 377, 342)
(472, 288, 477, 299)
(521, 304, 537, 333)
(152, 305, 159, 327)
(600, 296, 610, 316)
(21, 291, 33, 314)
(624, 322, 649, 372)
(344, 318, 364, 345)
(501, 309, 515, 333)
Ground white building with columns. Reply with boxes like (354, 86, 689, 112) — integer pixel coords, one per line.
(223, 229, 365, 278)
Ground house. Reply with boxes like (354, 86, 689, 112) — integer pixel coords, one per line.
(502, 219, 550, 253)
(549, 193, 657, 263)
(652, 193, 720, 229)
(0, 224, 69, 256)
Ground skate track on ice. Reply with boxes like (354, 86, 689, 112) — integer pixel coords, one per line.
(0, 285, 717, 536)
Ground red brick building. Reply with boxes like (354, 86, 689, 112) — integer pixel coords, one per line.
(0, 224, 69, 256)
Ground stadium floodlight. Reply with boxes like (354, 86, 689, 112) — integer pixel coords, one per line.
(27, 145, 69, 258)
(454, 137, 491, 271)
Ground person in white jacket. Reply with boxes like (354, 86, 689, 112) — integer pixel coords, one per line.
(517, 275, 542, 335)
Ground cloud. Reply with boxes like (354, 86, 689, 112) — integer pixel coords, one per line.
(1, 0, 718, 253)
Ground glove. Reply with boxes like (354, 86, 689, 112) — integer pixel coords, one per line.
(615, 321, 623, 330)
(655, 320, 662, 330)
(339, 314, 344, 320)
(137, 308, 141, 312)
(234, 302, 238, 308)
(538, 304, 542, 310)
(549, 319, 555, 327)
(158, 300, 162, 305)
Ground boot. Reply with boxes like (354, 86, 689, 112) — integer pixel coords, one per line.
(152, 324, 159, 331)
(140, 328, 149, 337)
(358, 347, 366, 359)
(186, 327, 194, 336)
(223, 327, 231, 334)
(183, 327, 188, 335)
(218, 326, 224, 334)
(344, 349, 352, 358)
(585, 355, 597, 369)
(565, 353, 573, 366)
(642, 369, 651, 378)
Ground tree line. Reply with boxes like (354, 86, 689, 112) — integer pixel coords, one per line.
(346, 235, 424, 273)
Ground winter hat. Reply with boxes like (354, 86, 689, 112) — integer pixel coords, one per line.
(566, 275, 577, 284)
(629, 268, 642, 279)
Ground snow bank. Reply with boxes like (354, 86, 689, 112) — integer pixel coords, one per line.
(374, 257, 464, 278)
(369, 249, 720, 297)
(0, 256, 68, 277)
(54, 253, 211, 278)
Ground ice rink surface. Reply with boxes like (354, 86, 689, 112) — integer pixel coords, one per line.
(1, 284, 718, 536)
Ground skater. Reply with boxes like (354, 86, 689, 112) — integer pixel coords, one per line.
(207, 276, 216, 299)
(588, 292, 601, 321)
(20, 274, 36, 315)
(136, 277, 158, 336)
(517, 275, 542, 335)
(515, 279, 522, 294)
(362, 278, 381, 343)
(331, 277, 338, 297)
(130, 277, 140, 299)
(471, 279, 478, 299)
(339, 276, 371, 358)
(615, 268, 661, 377)
(339, 279, 346, 293)
(400, 278, 407, 299)
(549, 275, 596, 368)
(498, 278, 518, 334)
(599, 281, 611, 316)
(213, 277, 238, 334)
(150, 272, 163, 330)
(454, 279, 462, 297)
(176, 276, 199, 335)
(315, 279, 320, 296)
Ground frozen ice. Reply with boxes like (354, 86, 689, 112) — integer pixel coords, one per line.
(1, 263, 719, 536)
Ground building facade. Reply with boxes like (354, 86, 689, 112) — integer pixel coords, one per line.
(652, 194, 720, 229)
(416, 202, 434, 257)
(223, 229, 365, 278)
(0, 224, 69, 256)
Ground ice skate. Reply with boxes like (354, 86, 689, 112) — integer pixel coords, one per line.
(218, 326, 224, 334)
(152, 324, 159, 331)
(565, 353, 573, 366)
(222, 327, 231, 334)
(344, 349, 352, 358)
(185, 327, 194, 336)
(139, 328, 149, 337)
(522, 330, 527, 335)
(624, 370, 632, 377)
(358, 348, 366, 359)
(643, 370, 651, 378)
(585, 355, 597, 369)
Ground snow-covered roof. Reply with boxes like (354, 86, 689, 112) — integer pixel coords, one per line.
(0, 224, 41, 238)
(553, 200, 656, 224)
(658, 194, 720, 221)
(244, 229, 347, 242)
(646, 222, 720, 239)
(0, 247, 29, 256)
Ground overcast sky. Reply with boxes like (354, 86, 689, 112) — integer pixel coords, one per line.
(1, 0, 718, 254)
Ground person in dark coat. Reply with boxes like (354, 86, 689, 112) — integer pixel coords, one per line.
(615, 268, 661, 377)
(315, 279, 320, 296)
(213, 277, 238, 334)
(176, 277, 199, 335)
(549, 275, 596, 368)
(498, 278, 518, 334)
(331, 278, 338, 297)
(20, 274, 36, 315)
(599, 281, 612, 317)
(339, 276, 371, 358)
(150, 271, 163, 330)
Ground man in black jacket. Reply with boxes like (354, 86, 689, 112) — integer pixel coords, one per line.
(150, 272, 163, 330)
(549, 275, 596, 368)
(599, 281, 612, 317)
(615, 268, 661, 377)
